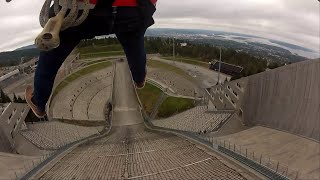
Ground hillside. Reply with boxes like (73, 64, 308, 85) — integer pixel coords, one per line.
(14, 44, 37, 51)
(0, 48, 39, 67)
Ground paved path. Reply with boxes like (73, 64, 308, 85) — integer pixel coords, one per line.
(152, 56, 230, 88)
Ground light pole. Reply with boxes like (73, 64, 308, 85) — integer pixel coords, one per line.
(173, 38, 175, 61)
(20, 57, 25, 74)
(217, 47, 222, 84)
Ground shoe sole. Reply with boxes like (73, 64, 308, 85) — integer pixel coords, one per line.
(136, 69, 147, 89)
(136, 83, 145, 89)
(25, 86, 46, 118)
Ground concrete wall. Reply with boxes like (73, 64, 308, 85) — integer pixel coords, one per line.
(241, 60, 320, 141)
(209, 59, 319, 141)
(210, 78, 247, 111)
(0, 128, 12, 152)
(0, 103, 30, 151)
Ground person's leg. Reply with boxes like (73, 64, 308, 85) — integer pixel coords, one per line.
(115, 28, 147, 86)
(31, 13, 112, 113)
(30, 9, 113, 115)
(33, 34, 82, 113)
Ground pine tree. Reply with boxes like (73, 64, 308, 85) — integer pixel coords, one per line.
(0, 89, 11, 103)
(13, 93, 18, 103)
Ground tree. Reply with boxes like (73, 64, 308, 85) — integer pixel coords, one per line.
(15, 96, 26, 103)
(13, 93, 18, 103)
(268, 62, 281, 69)
(77, 36, 271, 79)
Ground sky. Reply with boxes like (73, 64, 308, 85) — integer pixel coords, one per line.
(0, 0, 319, 52)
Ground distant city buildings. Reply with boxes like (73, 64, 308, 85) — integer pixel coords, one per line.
(180, 43, 187, 47)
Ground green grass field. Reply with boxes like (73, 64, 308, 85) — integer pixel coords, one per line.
(137, 83, 162, 115)
(53, 61, 112, 97)
(80, 51, 125, 59)
(157, 97, 195, 118)
(162, 56, 210, 68)
(83, 59, 109, 66)
(78, 44, 123, 54)
(137, 82, 195, 118)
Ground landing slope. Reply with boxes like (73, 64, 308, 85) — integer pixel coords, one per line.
(39, 125, 251, 180)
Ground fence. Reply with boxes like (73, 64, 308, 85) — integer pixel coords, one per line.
(146, 79, 171, 93)
(147, 117, 312, 180)
(200, 136, 305, 180)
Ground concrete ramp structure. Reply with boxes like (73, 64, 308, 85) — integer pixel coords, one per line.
(156, 59, 320, 179)
(210, 59, 320, 141)
(0, 103, 30, 152)
(242, 59, 320, 141)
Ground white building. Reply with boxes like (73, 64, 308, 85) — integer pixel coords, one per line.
(180, 43, 187, 47)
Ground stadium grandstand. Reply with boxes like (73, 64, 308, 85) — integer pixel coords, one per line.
(20, 121, 103, 150)
(209, 60, 244, 77)
(51, 67, 113, 121)
(147, 68, 197, 97)
(152, 106, 233, 133)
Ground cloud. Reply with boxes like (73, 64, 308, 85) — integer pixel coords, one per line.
(0, 0, 43, 51)
(0, 0, 319, 52)
(154, 0, 320, 50)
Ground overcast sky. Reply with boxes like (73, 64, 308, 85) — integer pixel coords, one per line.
(0, 0, 319, 52)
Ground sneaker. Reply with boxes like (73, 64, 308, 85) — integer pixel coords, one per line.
(25, 86, 46, 118)
(135, 79, 146, 89)
(135, 68, 147, 89)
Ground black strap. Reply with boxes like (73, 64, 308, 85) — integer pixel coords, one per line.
(108, 6, 117, 34)
(95, 0, 116, 8)
(136, 0, 156, 27)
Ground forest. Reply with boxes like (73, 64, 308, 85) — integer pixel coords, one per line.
(79, 37, 283, 79)
(0, 36, 284, 79)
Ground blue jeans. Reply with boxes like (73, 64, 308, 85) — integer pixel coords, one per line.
(33, 9, 147, 112)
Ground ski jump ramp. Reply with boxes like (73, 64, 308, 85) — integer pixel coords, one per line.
(30, 59, 258, 180)
(112, 60, 144, 126)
